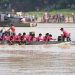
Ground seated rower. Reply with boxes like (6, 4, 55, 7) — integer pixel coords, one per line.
(25, 32, 36, 44)
(15, 33, 21, 45)
(47, 34, 56, 41)
(29, 33, 35, 43)
(60, 28, 71, 41)
(21, 32, 27, 44)
(2, 33, 10, 44)
(10, 33, 21, 45)
(9, 33, 16, 45)
(36, 33, 43, 42)
(43, 33, 49, 42)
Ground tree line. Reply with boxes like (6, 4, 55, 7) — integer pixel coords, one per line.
(0, 0, 75, 11)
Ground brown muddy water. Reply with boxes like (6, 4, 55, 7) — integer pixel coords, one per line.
(0, 45, 75, 75)
(0, 22, 75, 75)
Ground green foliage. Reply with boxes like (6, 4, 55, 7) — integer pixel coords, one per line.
(0, 0, 75, 11)
(26, 9, 75, 17)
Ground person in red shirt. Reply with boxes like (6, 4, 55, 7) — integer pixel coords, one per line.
(43, 33, 49, 42)
(21, 32, 27, 44)
(10, 24, 15, 33)
(9, 33, 21, 45)
(2, 34, 10, 41)
(9, 35, 14, 45)
(2, 33, 10, 44)
(27, 32, 36, 44)
(60, 28, 71, 41)
(47, 34, 56, 41)
(36, 33, 43, 42)
(9, 33, 16, 45)
(15, 33, 21, 45)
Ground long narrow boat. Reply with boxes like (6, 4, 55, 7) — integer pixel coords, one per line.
(0, 40, 72, 45)
(27, 41, 71, 45)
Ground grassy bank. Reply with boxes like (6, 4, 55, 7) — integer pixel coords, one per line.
(26, 9, 75, 17)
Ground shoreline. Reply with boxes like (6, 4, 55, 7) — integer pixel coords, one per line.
(37, 23, 75, 28)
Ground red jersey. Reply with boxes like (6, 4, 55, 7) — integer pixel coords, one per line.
(36, 36, 43, 41)
(27, 35, 35, 43)
(14, 35, 21, 42)
(62, 30, 70, 37)
(3, 35, 10, 41)
(11, 26, 15, 33)
(43, 36, 48, 42)
(47, 36, 55, 41)
(21, 35, 27, 42)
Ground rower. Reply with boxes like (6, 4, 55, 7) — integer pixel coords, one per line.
(43, 33, 49, 42)
(36, 33, 43, 42)
(21, 32, 27, 44)
(47, 34, 56, 41)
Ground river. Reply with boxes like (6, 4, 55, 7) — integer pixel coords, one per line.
(0, 23, 75, 75)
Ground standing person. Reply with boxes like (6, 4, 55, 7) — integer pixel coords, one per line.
(10, 24, 15, 34)
(60, 28, 71, 41)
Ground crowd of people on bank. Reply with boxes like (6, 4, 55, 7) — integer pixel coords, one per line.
(2, 12, 75, 24)
(20, 12, 75, 23)
(0, 24, 71, 45)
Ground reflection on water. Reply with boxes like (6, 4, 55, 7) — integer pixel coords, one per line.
(0, 45, 75, 75)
